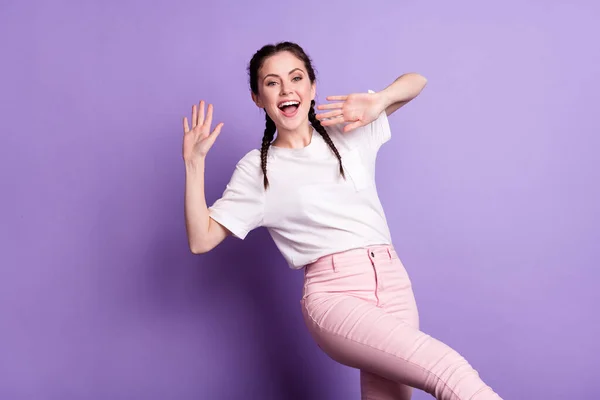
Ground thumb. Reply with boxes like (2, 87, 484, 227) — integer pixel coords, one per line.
(343, 120, 363, 133)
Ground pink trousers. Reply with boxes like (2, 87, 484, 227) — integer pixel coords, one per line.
(300, 245, 502, 400)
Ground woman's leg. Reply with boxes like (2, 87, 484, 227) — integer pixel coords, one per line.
(360, 370, 414, 400)
(301, 246, 501, 400)
(360, 247, 421, 400)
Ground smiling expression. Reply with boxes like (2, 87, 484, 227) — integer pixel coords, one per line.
(252, 51, 316, 135)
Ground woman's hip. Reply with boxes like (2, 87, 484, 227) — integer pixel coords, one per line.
(301, 244, 417, 313)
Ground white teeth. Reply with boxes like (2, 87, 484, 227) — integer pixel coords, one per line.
(278, 101, 300, 109)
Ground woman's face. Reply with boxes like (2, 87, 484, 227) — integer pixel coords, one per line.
(253, 51, 316, 133)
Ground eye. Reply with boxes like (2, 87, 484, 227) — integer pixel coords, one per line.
(292, 76, 302, 82)
(266, 81, 277, 86)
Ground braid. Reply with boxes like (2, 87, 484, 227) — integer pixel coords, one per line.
(260, 111, 277, 189)
(248, 42, 343, 187)
(308, 100, 345, 179)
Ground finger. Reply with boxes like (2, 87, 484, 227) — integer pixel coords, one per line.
(192, 105, 197, 128)
(326, 95, 348, 101)
(197, 100, 205, 127)
(316, 109, 343, 120)
(318, 116, 343, 127)
(343, 120, 364, 133)
(317, 102, 344, 111)
(204, 103, 213, 129)
(183, 117, 190, 133)
(208, 122, 224, 144)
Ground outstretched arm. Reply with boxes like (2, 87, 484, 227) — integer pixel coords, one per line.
(316, 73, 427, 132)
(379, 73, 428, 117)
(182, 101, 230, 254)
(184, 159, 231, 254)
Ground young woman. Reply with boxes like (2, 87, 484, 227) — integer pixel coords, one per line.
(182, 42, 502, 400)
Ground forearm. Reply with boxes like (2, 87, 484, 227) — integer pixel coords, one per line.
(184, 159, 211, 253)
(379, 73, 427, 116)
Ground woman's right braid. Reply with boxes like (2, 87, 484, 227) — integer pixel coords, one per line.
(260, 111, 277, 189)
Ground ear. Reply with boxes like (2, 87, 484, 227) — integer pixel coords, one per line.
(251, 92, 264, 108)
(310, 82, 316, 102)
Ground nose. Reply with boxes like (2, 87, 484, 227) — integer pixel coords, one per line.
(280, 82, 292, 96)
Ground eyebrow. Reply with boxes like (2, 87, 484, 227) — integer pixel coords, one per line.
(263, 68, 304, 81)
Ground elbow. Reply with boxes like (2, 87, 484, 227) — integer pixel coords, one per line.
(412, 73, 427, 90)
(403, 72, 427, 89)
(189, 247, 205, 255)
(189, 241, 210, 255)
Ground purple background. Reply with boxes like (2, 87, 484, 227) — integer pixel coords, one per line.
(1, 1, 599, 399)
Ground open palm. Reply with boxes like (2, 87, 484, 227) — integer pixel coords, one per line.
(182, 100, 224, 162)
(316, 92, 385, 133)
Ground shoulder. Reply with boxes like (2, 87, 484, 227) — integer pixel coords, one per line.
(238, 148, 261, 167)
(234, 149, 262, 173)
(231, 149, 263, 185)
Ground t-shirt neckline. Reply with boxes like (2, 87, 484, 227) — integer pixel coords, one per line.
(269, 127, 317, 154)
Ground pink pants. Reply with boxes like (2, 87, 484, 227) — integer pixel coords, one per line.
(300, 245, 502, 400)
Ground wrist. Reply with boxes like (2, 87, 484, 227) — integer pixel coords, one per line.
(184, 157, 205, 174)
(375, 90, 392, 112)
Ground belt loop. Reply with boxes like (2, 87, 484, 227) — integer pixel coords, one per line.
(387, 247, 392, 260)
(332, 253, 337, 272)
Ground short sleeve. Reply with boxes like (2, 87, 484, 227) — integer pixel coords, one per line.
(208, 150, 264, 240)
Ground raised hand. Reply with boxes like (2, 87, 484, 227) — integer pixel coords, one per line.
(182, 100, 224, 162)
(316, 92, 385, 133)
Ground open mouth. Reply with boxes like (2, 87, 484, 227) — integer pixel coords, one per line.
(277, 100, 300, 117)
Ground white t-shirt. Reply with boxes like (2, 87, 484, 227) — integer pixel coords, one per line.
(208, 102, 393, 269)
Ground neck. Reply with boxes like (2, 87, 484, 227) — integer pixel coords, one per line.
(272, 120, 313, 149)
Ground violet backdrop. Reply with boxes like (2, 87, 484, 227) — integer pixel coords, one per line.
(1, 0, 599, 399)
